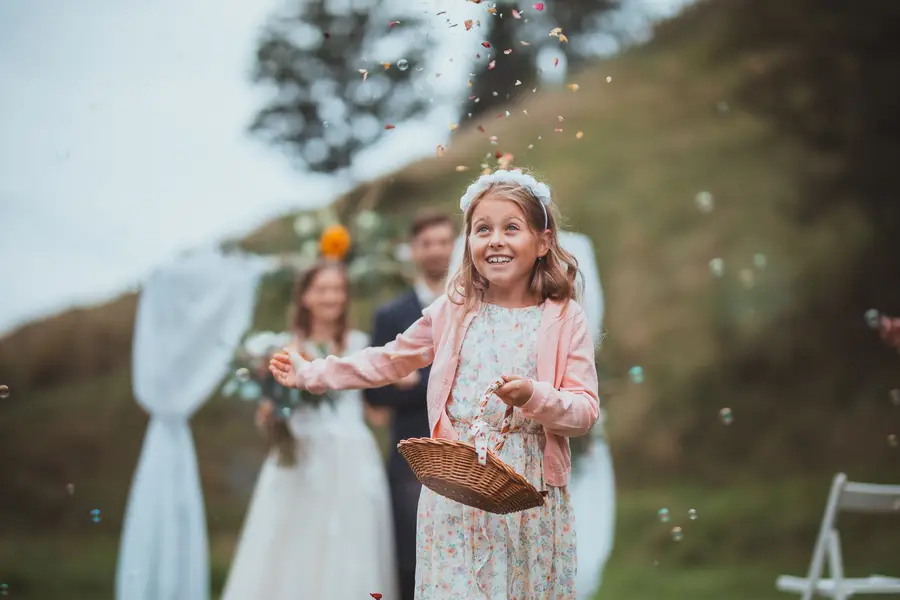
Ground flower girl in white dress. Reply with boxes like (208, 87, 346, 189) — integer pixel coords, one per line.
(221, 261, 397, 600)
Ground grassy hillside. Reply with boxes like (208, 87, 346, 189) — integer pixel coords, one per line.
(2, 1, 899, 598)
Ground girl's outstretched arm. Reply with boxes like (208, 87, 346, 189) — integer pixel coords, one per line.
(270, 298, 440, 394)
(520, 308, 601, 437)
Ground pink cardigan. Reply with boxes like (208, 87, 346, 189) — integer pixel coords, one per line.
(294, 294, 601, 487)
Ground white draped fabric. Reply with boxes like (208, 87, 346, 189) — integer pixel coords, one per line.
(115, 248, 270, 600)
(450, 230, 616, 599)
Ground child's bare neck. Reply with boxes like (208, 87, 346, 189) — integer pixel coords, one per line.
(483, 288, 541, 309)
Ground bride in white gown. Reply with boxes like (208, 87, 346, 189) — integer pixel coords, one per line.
(221, 261, 397, 600)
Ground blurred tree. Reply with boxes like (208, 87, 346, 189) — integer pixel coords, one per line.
(465, 0, 620, 119)
(249, 0, 429, 175)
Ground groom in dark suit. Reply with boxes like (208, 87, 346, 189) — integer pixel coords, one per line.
(365, 209, 455, 600)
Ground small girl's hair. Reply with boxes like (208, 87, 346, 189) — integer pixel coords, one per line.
(449, 169, 580, 314)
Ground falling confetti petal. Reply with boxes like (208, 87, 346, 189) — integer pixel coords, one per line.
(449, 123, 459, 131)
(384, 124, 396, 130)
(455, 165, 470, 172)
(389, 20, 400, 27)
(559, 34, 569, 43)
(550, 27, 563, 37)
(553, 57, 559, 67)
(515, 80, 522, 86)
(481, 41, 491, 48)
(533, 2, 544, 10)
(576, 131, 584, 139)
(520, 40, 531, 46)
(557, 115, 564, 121)
(477, 125, 486, 133)
(522, 109, 529, 116)
(370, 594, 383, 600)
(488, 60, 496, 70)
(568, 83, 580, 91)
(382, 63, 391, 70)
(504, 49, 513, 54)
(512, 9, 522, 18)
(554, 128, 563, 133)
(436, 145, 445, 156)
(358, 69, 369, 82)
(465, 19, 473, 30)
(606, 76, 612, 83)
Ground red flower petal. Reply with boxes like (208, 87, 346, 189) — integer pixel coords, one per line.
(533, 2, 544, 10)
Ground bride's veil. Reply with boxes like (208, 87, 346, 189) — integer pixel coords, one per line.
(448, 231, 616, 598)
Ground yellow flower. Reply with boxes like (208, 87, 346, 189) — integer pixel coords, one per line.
(320, 224, 351, 260)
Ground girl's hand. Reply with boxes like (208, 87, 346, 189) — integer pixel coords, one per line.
(880, 316, 900, 350)
(495, 374, 534, 408)
(269, 349, 308, 388)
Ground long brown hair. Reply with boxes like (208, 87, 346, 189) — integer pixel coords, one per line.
(288, 260, 349, 353)
(449, 171, 581, 315)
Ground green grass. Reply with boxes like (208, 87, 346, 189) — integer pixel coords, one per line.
(4, 479, 900, 599)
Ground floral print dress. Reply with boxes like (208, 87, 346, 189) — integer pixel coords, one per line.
(415, 303, 577, 600)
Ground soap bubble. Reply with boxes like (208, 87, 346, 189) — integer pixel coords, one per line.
(397, 59, 410, 71)
(671, 526, 683, 541)
(0, 583, 8, 596)
(688, 508, 698, 520)
(90, 509, 102, 524)
(236, 368, 251, 382)
(890, 389, 900, 406)
(66, 483, 75, 496)
(0, 385, 8, 399)
(889, 434, 898, 448)
(709, 258, 725, 277)
(695, 191, 714, 213)
(657, 508, 670, 523)
(753, 253, 767, 269)
(719, 407, 734, 425)
(864, 309, 881, 329)
(629, 366, 645, 384)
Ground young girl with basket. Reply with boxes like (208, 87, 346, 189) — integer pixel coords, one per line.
(271, 168, 601, 599)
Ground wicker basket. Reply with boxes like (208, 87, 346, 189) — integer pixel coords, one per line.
(397, 377, 548, 515)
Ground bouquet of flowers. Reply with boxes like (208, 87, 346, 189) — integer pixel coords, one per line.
(221, 330, 335, 467)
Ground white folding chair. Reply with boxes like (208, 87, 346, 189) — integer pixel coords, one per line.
(776, 472, 900, 599)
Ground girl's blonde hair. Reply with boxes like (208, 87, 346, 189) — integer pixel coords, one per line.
(448, 170, 581, 314)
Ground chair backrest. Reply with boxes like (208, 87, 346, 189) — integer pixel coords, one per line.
(839, 480, 900, 515)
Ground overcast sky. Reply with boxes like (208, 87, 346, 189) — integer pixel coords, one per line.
(0, 0, 691, 335)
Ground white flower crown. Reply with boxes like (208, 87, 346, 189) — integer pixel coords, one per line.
(459, 169, 553, 229)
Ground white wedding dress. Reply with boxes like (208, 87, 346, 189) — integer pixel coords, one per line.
(221, 330, 398, 600)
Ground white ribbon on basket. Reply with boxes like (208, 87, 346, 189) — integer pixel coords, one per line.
(468, 377, 508, 466)
(470, 420, 491, 465)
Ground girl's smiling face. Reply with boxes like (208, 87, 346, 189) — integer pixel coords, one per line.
(468, 194, 548, 305)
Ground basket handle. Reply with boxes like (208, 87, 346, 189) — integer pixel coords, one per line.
(470, 377, 515, 466)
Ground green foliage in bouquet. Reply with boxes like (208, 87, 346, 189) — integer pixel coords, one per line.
(221, 331, 336, 467)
